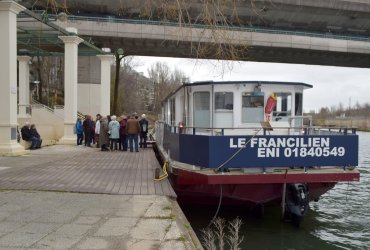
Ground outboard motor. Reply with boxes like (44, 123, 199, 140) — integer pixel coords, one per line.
(285, 183, 309, 226)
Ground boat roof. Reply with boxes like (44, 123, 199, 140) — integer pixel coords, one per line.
(185, 80, 313, 88)
(162, 80, 313, 103)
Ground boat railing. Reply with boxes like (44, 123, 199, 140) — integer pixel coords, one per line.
(156, 121, 357, 137)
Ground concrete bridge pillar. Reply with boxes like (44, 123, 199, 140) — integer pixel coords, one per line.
(97, 54, 114, 116)
(17, 56, 31, 119)
(0, 1, 27, 156)
(58, 35, 84, 144)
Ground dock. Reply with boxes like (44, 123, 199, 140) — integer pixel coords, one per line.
(0, 145, 201, 250)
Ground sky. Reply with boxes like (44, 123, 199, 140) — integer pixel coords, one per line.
(133, 56, 370, 112)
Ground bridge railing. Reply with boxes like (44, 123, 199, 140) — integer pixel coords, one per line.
(21, 10, 370, 43)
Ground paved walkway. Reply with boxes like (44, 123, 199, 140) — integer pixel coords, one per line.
(0, 145, 200, 250)
(0, 145, 175, 197)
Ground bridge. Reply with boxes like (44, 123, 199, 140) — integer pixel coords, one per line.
(17, 0, 370, 67)
(0, 0, 370, 155)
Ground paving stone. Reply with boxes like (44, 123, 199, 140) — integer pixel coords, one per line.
(36, 212, 77, 224)
(161, 240, 186, 250)
(54, 207, 84, 215)
(34, 234, 81, 250)
(0, 204, 24, 213)
(54, 224, 92, 236)
(0, 221, 25, 234)
(82, 208, 117, 216)
(77, 237, 109, 249)
(92, 195, 132, 208)
(116, 203, 151, 217)
(130, 218, 172, 241)
(0, 211, 11, 222)
(144, 203, 172, 218)
(73, 216, 101, 225)
(0, 232, 47, 248)
(125, 239, 161, 250)
(129, 195, 157, 204)
(16, 222, 61, 234)
(164, 221, 183, 240)
(154, 196, 172, 207)
(5, 212, 43, 223)
(94, 217, 138, 237)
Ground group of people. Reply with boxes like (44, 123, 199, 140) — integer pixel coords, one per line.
(20, 122, 43, 150)
(75, 113, 149, 152)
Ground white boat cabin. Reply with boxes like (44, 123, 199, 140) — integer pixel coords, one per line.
(161, 81, 312, 135)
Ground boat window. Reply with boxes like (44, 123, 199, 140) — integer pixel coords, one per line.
(295, 93, 303, 115)
(242, 92, 265, 123)
(242, 92, 264, 108)
(273, 92, 292, 118)
(193, 92, 210, 128)
(214, 92, 233, 128)
(215, 92, 233, 111)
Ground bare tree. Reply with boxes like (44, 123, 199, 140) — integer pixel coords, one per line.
(34, 56, 63, 106)
(147, 62, 183, 113)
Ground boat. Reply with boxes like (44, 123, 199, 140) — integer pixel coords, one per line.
(154, 80, 360, 223)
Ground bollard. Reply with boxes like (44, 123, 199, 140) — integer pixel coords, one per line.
(155, 168, 160, 179)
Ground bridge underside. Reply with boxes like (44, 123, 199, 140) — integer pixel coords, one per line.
(93, 37, 370, 68)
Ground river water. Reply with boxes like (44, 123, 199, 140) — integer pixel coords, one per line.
(182, 131, 370, 250)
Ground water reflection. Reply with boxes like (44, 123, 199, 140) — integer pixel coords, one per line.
(181, 132, 370, 249)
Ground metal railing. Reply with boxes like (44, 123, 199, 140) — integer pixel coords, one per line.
(156, 120, 357, 138)
(18, 11, 370, 43)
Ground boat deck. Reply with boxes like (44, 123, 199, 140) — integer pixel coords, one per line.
(0, 145, 176, 197)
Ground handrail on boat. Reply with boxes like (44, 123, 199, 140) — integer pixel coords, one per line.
(156, 120, 357, 136)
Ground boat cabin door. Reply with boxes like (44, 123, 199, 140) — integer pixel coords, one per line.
(193, 92, 210, 128)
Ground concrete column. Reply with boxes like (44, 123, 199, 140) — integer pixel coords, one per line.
(0, 1, 27, 156)
(58, 36, 83, 144)
(17, 56, 31, 118)
(97, 55, 114, 116)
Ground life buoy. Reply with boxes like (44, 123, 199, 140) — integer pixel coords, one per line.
(265, 94, 277, 121)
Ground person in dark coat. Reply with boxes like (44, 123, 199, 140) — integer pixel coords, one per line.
(139, 114, 149, 148)
(30, 124, 42, 148)
(20, 122, 41, 150)
(119, 115, 128, 151)
(99, 116, 110, 151)
(83, 115, 93, 147)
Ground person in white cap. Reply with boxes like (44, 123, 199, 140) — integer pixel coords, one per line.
(139, 114, 149, 148)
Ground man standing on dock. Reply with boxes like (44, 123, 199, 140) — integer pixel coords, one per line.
(126, 113, 141, 152)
